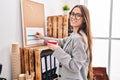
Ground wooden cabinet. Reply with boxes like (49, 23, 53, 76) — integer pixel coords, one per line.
(18, 46, 58, 80)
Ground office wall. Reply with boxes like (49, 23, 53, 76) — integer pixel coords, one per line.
(0, 0, 80, 79)
(0, 0, 22, 79)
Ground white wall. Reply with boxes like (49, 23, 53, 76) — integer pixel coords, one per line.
(0, 0, 22, 79)
(65, 0, 84, 10)
(0, 0, 80, 79)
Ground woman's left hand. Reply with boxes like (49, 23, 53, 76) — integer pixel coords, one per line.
(47, 43, 59, 51)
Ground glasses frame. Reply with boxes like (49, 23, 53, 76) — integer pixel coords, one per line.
(69, 12, 83, 20)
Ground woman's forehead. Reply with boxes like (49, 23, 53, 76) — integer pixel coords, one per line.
(72, 7, 81, 13)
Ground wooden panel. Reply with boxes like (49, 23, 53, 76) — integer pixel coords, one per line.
(20, 48, 25, 73)
(58, 15, 63, 38)
(47, 17, 53, 37)
(52, 16, 58, 38)
(29, 48, 34, 74)
(34, 49, 42, 80)
(24, 48, 29, 73)
(47, 15, 68, 38)
(63, 15, 68, 37)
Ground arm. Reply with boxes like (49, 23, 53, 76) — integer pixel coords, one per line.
(35, 32, 68, 46)
(53, 36, 88, 72)
(44, 37, 68, 46)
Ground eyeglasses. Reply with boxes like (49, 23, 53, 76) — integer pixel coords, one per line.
(69, 12, 83, 20)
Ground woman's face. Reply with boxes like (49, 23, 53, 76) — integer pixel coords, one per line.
(70, 7, 84, 28)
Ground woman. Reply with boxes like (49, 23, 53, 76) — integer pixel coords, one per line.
(35, 5, 93, 80)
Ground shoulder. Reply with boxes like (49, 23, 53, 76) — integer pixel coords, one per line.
(70, 33, 84, 46)
(71, 32, 88, 48)
(71, 33, 83, 41)
(71, 31, 88, 45)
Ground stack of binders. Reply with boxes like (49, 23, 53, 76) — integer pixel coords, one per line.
(41, 50, 58, 80)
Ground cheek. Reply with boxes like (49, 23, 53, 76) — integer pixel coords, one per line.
(76, 19, 84, 26)
(77, 21, 83, 26)
(69, 19, 73, 26)
(70, 20, 82, 26)
(69, 18, 72, 23)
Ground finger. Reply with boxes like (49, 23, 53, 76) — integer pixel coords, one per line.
(34, 35, 39, 38)
(47, 44, 52, 50)
(36, 32, 40, 35)
(47, 43, 54, 46)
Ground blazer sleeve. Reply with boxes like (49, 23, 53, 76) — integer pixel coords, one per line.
(52, 36, 88, 72)
(44, 37, 68, 46)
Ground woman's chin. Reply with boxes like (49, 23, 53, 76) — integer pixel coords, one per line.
(71, 24, 77, 27)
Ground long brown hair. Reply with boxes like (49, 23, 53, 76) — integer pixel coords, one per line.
(70, 5, 93, 80)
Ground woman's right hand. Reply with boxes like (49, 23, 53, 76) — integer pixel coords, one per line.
(35, 32, 45, 39)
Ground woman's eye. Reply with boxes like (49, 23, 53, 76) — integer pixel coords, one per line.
(76, 13, 82, 17)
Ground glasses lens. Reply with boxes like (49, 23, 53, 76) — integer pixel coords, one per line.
(76, 13, 82, 20)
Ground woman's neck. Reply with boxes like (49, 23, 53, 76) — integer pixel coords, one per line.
(73, 27, 79, 33)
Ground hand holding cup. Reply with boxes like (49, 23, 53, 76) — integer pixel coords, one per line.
(47, 40, 59, 51)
